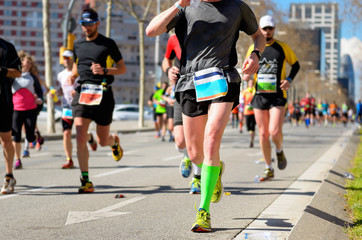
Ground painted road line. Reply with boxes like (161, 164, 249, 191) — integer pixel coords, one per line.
(65, 196, 146, 225)
(0, 185, 55, 200)
(162, 154, 183, 161)
(234, 129, 352, 240)
(94, 166, 142, 178)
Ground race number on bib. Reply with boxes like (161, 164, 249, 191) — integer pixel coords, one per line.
(193, 67, 228, 102)
(257, 74, 277, 93)
(79, 84, 103, 105)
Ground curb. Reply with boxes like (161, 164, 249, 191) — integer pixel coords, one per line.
(288, 129, 360, 240)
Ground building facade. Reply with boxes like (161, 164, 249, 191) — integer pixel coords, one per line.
(289, 3, 341, 85)
(0, 0, 168, 105)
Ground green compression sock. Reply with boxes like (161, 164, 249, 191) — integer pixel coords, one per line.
(198, 164, 220, 212)
(81, 171, 89, 181)
(196, 163, 203, 169)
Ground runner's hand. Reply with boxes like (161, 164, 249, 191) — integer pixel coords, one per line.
(242, 54, 259, 74)
(280, 79, 290, 91)
(67, 74, 76, 85)
(91, 62, 104, 75)
(168, 66, 180, 82)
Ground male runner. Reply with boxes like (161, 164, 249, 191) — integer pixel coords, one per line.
(146, 0, 265, 232)
(68, 9, 127, 193)
(0, 38, 21, 194)
(56, 50, 97, 169)
(162, 34, 202, 194)
(244, 15, 300, 181)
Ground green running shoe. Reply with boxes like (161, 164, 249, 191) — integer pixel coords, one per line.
(191, 209, 211, 232)
(260, 168, 274, 181)
(211, 160, 224, 203)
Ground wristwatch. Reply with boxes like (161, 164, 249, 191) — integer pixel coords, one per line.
(251, 50, 261, 60)
(103, 67, 108, 75)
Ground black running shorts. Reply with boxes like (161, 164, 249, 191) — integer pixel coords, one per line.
(176, 82, 240, 118)
(62, 118, 74, 131)
(0, 103, 13, 132)
(251, 94, 287, 110)
(173, 100, 183, 126)
(72, 87, 115, 126)
(245, 114, 256, 132)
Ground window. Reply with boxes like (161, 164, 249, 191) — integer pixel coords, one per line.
(305, 7, 312, 18)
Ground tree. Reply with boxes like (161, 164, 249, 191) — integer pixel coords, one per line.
(109, 0, 155, 128)
(42, 0, 56, 133)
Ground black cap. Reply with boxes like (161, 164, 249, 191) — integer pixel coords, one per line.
(80, 9, 98, 24)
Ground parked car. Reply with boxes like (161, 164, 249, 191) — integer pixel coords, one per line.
(37, 104, 62, 122)
(112, 104, 152, 121)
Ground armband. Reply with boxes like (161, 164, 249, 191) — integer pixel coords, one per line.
(174, 2, 184, 10)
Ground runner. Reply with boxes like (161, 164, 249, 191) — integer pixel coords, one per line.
(244, 15, 300, 181)
(56, 50, 97, 169)
(146, 0, 265, 232)
(162, 34, 202, 194)
(240, 79, 256, 148)
(12, 53, 43, 170)
(152, 82, 168, 142)
(300, 93, 312, 128)
(68, 8, 127, 193)
(329, 100, 338, 126)
(0, 38, 21, 194)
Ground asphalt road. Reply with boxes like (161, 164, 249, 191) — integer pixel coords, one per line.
(0, 123, 355, 240)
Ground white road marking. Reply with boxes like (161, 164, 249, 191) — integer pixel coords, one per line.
(65, 196, 146, 225)
(94, 166, 142, 178)
(234, 129, 352, 240)
(162, 154, 183, 161)
(0, 185, 55, 200)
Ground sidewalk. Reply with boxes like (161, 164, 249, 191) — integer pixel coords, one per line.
(288, 129, 359, 240)
(36, 119, 155, 140)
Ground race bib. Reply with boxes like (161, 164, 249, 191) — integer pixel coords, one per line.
(79, 84, 103, 106)
(193, 67, 228, 102)
(62, 107, 73, 119)
(257, 74, 277, 93)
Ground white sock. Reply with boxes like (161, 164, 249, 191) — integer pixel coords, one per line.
(266, 164, 273, 169)
(276, 148, 283, 153)
(193, 163, 201, 175)
(175, 145, 189, 158)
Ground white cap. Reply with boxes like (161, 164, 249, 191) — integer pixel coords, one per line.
(62, 50, 74, 58)
(260, 15, 275, 28)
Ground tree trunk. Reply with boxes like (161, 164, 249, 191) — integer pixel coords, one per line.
(106, 0, 112, 38)
(138, 21, 145, 128)
(42, 0, 55, 133)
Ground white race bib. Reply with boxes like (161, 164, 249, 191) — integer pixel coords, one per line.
(257, 74, 277, 93)
(79, 84, 103, 105)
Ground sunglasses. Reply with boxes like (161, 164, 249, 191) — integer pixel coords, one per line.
(80, 22, 96, 27)
(63, 56, 72, 60)
(262, 27, 275, 31)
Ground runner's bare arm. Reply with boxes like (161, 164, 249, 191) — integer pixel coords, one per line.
(146, 0, 190, 37)
(6, 68, 21, 78)
(242, 28, 265, 74)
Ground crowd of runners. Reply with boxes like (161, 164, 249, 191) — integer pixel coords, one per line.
(1, 0, 361, 234)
